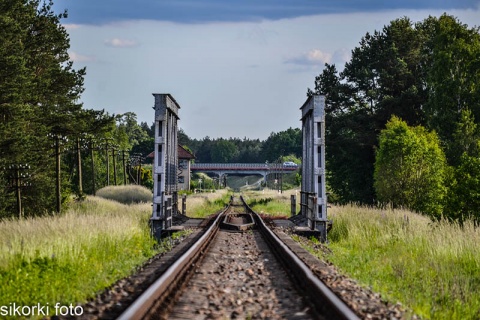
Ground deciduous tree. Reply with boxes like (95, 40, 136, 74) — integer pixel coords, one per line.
(374, 116, 446, 217)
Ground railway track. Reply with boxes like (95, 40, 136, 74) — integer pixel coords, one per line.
(117, 196, 358, 320)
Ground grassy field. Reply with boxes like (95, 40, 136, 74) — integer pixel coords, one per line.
(242, 189, 300, 218)
(0, 186, 229, 319)
(185, 189, 232, 218)
(244, 190, 480, 319)
(207, 190, 480, 318)
(321, 205, 480, 319)
(0, 185, 186, 319)
(3, 186, 476, 319)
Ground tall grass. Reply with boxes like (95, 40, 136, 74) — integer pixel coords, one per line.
(318, 205, 480, 319)
(240, 190, 480, 318)
(243, 189, 300, 217)
(0, 193, 166, 319)
(186, 189, 231, 218)
(185, 189, 290, 218)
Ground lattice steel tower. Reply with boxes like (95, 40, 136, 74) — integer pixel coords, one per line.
(300, 95, 328, 241)
(151, 94, 180, 240)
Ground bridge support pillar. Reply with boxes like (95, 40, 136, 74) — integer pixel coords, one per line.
(217, 172, 226, 188)
(300, 95, 328, 241)
(151, 94, 180, 240)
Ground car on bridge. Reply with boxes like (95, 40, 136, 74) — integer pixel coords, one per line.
(283, 161, 298, 167)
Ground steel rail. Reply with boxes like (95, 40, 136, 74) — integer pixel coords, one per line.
(117, 206, 228, 320)
(119, 196, 359, 319)
(241, 196, 360, 320)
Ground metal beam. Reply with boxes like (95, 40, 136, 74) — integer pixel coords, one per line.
(151, 94, 180, 240)
(300, 95, 328, 241)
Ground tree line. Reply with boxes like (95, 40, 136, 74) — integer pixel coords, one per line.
(310, 14, 480, 222)
(0, 0, 108, 217)
(178, 127, 302, 164)
(0, 0, 301, 218)
(0, 1, 164, 218)
(3, 1, 479, 223)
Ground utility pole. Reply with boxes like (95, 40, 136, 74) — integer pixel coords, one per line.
(138, 154, 143, 185)
(280, 149, 284, 194)
(105, 140, 110, 186)
(5, 164, 31, 218)
(129, 153, 143, 185)
(102, 138, 115, 187)
(56, 137, 61, 212)
(112, 145, 117, 186)
(89, 138, 97, 196)
(48, 133, 68, 213)
(120, 150, 129, 185)
(76, 137, 83, 197)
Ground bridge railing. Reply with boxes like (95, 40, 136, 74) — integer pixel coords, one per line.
(190, 163, 297, 171)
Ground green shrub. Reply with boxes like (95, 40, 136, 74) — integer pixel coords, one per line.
(374, 116, 447, 217)
(444, 154, 480, 224)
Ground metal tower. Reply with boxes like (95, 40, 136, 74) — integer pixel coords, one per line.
(300, 95, 328, 241)
(151, 94, 180, 240)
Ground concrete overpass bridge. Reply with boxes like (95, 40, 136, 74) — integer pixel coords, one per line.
(190, 163, 298, 181)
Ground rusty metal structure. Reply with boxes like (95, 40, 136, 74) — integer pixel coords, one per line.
(151, 94, 180, 240)
(300, 95, 328, 241)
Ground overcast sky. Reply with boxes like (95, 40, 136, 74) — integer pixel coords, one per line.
(52, 0, 480, 140)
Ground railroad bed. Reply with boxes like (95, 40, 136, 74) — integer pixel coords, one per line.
(168, 230, 311, 319)
(71, 196, 408, 319)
